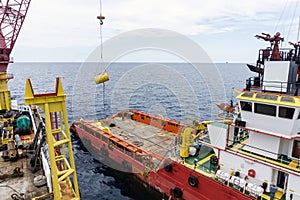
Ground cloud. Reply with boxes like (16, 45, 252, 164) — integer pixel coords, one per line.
(104, 0, 288, 34)
(12, 0, 300, 61)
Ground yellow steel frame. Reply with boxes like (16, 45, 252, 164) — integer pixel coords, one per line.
(0, 72, 11, 110)
(24, 77, 80, 200)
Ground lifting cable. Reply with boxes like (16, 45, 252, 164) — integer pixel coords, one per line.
(98, 0, 104, 63)
(97, 0, 106, 112)
(274, 0, 289, 34)
(286, 0, 299, 43)
(297, 17, 300, 41)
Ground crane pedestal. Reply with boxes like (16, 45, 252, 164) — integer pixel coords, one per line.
(24, 77, 80, 200)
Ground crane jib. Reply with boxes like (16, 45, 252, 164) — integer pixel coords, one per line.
(0, 0, 31, 72)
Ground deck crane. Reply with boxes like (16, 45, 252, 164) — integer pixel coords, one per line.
(0, 0, 31, 110)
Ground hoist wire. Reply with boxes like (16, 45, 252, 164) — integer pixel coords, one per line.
(99, 0, 104, 65)
(297, 17, 300, 41)
(286, 0, 299, 42)
(98, 0, 106, 112)
(103, 82, 106, 113)
(274, 0, 289, 33)
(99, 0, 102, 14)
(100, 22, 103, 62)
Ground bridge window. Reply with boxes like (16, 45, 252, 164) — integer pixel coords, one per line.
(281, 97, 295, 103)
(240, 101, 252, 112)
(279, 107, 295, 119)
(256, 94, 278, 101)
(254, 103, 276, 116)
(241, 92, 253, 98)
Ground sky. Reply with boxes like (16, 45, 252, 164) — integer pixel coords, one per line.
(10, 0, 300, 63)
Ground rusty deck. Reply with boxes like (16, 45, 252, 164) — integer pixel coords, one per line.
(97, 116, 178, 158)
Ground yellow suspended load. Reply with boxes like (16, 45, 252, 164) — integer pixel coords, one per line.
(94, 72, 109, 84)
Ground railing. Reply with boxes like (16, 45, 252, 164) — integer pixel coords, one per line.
(75, 120, 166, 171)
(246, 77, 300, 95)
(293, 46, 300, 64)
(227, 125, 300, 172)
(256, 48, 297, 65)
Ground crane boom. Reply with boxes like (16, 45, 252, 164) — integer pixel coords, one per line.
(0, 0, 31, 72)
(0, 0, 31, 110)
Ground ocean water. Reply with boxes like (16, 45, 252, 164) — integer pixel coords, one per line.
(8, 62, 255, 200)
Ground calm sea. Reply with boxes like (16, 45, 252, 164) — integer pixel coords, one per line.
(8, 62, 254, 200)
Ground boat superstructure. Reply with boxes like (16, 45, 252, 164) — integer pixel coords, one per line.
(74, 32, 300, 200)
(218, 32, 300, 199)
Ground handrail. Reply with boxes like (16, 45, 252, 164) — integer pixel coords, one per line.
(246, 76, 300, 95)
(256, 47, 298, 64)
(75, 120, 166, 171)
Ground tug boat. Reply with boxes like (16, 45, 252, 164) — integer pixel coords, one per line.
(74, 32, 300, 200)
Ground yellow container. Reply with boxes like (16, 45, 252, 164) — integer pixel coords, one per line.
(94, 72, 109, 84)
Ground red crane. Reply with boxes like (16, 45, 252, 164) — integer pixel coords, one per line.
(255, 32, 284, 61)
(0, 0, 31, 110)
(0, 0, 31, 72)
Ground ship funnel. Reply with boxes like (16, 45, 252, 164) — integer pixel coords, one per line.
(94, 72, 109, 84)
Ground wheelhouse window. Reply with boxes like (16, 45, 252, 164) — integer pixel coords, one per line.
(254, 103, 276, 116)
(240, 101, 252, 112)
(279, 106, 295, 119)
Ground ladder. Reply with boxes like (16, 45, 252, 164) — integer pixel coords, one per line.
(24, 77, 80, 200)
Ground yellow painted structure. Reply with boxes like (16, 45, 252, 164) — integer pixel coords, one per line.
(180, 127, 194, 158)
(24, 77, 80, 200)
(0, 72, 11, 110)
(232, 87, 241, 95)
(94, 72, 109, 84)
(237, 91, 300, 107)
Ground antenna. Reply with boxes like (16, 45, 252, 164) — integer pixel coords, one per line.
(297, 17, 300, 41)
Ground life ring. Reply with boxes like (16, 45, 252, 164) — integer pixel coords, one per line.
(164, 163, 172, 172)
(188, 176, 199, 187)
(173, 187, 183, 198)
(248, 169, 256, 178)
